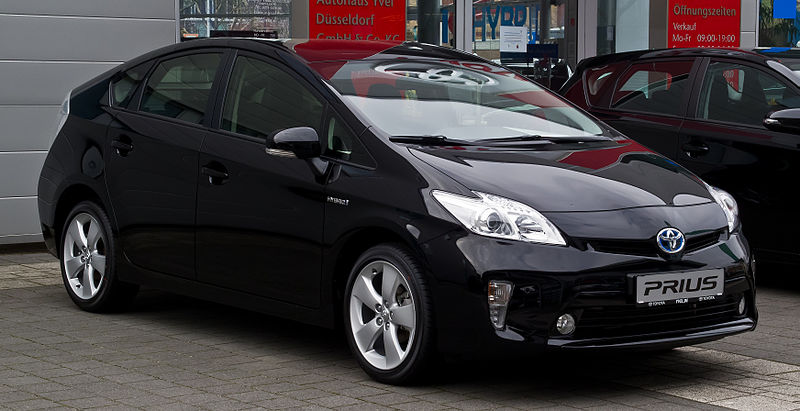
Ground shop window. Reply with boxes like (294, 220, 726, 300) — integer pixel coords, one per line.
(140, 53, 222, 124)
(758, 0, 800, 47)
(611, 60, 693, 116)
(472, 1, 572, 67)
(179, 0, 290, 40)
(698, 61, 800, 126)
(222, 56, 323, 139)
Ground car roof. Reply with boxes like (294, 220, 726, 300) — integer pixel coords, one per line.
(752, 47, 800, 60)
(121, 37, 484, 70)
(579, 48, 773, 69)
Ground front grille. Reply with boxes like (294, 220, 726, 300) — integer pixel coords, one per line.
(585, 229, 723, 257)
(685, 230, 722, 253)
(573, 295, 740, 338)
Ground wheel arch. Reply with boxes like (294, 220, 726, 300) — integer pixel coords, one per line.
(328, 225, 429, 327)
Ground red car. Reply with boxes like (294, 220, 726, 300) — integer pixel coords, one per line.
(560, 48, 800, 271)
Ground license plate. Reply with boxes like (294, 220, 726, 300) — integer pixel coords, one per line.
(635, 269, 723, 306)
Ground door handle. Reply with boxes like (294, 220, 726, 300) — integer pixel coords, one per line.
(201, 164, 229, 185)
(111, 138, 133, 156)
(681, 142, 709, 157)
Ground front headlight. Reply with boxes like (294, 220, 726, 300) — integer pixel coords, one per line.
(707, 185, 739, 233)
(431, 190, 566, 246)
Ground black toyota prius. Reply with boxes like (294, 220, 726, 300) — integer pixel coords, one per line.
(38, 38, 756, 384)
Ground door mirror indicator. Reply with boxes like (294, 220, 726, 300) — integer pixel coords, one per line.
(764, 108, 800, 133)
(266, 127, 321, 160)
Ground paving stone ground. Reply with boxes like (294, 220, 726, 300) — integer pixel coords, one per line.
(1, 248, 799, 410)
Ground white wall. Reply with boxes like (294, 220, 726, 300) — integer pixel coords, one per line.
(740, 0, 758, 48)
(0, 1, 177, 244)
(615, 0, 649, 53)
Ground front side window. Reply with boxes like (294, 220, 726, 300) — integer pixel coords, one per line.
(325, 59, 604, 141)
(222, 56, 323, 139)
(140, 53, 221, 124)
(697, 61, 800, 126)
(611, 61, 693, 116)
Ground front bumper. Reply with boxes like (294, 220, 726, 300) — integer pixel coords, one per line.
(422, 229, 757, 354)
(547, 318, 754, 350)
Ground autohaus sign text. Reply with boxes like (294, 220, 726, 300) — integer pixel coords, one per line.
(309, 0, 406, 41)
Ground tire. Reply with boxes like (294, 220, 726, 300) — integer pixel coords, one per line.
(343, 243, 434, 384)
(59, 201, 138, 312)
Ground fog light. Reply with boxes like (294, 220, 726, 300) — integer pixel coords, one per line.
(488, 281, 513, 330)
(556, 313, 576, 335)
(738, 297, 746, 315)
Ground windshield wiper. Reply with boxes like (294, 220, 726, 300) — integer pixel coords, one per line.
(476, 135, 612, 144)
(389, 135, 475, 146)
(475, 135, 545, 143)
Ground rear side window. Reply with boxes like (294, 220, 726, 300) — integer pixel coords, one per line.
(140, 53, 222, 124)
(611, 60, 693, 116)
(111, 62, 152, 108)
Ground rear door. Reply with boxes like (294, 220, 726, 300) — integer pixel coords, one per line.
(678, 59, 800, 257)
(105, 50, 225, 278)
(590, 59, 699, 159)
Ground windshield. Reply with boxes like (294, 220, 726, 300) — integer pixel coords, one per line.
(770, 58, 800, 83)
(325, 59, 604, 141)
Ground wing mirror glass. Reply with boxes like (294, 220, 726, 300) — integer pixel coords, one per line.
(764, 108, 800, 133)
(266, 127, 321, 160)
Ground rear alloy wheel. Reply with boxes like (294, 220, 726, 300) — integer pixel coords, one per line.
(60, 201, 137, 312)
(344, 244, 433, 384)
(62, 212, 107, 300)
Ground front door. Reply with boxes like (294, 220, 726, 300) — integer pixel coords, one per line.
(106, 52, 224, 278)
(196, 54, 326, 307)
(678, 59, 800, 258)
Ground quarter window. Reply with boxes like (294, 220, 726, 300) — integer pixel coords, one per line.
(584, 61, 627, 106)
(111, 62, 152, 108)
(140, 53, 221, 124)
(222, 56, 323, 139)
(611, 61, 693, 116)
(324, 114, 372, 165)
(697, 61, 800, 126)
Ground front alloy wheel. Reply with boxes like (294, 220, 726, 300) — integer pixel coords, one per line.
(349, 260, 417, 370)
(344, 244, 433, 384)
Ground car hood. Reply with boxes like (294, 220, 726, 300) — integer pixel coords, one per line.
(409, 139, 714, 212)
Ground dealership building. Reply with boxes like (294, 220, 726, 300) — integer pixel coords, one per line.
(0, 0, 794, 244)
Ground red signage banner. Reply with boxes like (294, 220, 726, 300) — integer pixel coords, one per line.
(667, 0, 741, 48)
(309, 0, 406, 42)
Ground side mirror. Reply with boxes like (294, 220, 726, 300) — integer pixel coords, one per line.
(266, 127, 321, 160)
(764, 108, 800, 133)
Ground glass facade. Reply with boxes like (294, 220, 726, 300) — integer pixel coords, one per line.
(180, 0, 291, 39)
(176, 0, 758, 89)
(179, 0, 454, 45)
